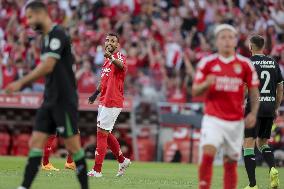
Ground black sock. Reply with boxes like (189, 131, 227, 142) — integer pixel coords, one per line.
(260, 145, 275, 170)
(244, 155, 256, 187)
(21, 149, 42, 188)
(244, 148, 256, 187)
(73, 149, 88, 189)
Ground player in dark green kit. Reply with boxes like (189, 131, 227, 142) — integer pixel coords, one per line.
(5, 1, 88, 189)
(243, 35, 283, 189)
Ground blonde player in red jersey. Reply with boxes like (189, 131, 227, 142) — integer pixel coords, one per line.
(192, 24, 260, 189)
(87, 33, 130, 177)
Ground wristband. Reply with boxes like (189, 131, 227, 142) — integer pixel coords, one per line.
(89, 90, 100, 102)
(93, 90, 100, 96)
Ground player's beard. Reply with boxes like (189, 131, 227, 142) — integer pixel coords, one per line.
(32, 22, 44, 33)
(106, 45, 116, 54)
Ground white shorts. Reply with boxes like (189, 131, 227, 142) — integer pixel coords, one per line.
(200, 115, 244, 161)
(97, 105, 122, 131)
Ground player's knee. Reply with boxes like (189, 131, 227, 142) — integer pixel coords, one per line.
(29, 136, 45, 149)
(28, 132, 48, 149)
(64, 135, 81, 154)
(66, 146, 81, 154)
(243, 137, 255, 148)
(223, 155, 237, 163)
(202, 145, 217, 156)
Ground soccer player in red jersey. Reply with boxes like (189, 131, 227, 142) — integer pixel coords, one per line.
(87, 33, 130, 177)
(41, 135, 76, 171)
(192, 24, 260, 189)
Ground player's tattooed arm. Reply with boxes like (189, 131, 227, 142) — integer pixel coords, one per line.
(97, 81, 101, 92)
(104, 50, 124, 70)
(192, 74, 215, 96)
(111, 57, 124, 70)
(245, 87, 260, 128)
(111, 56, 124, 70)
(5, 57, 57, 93)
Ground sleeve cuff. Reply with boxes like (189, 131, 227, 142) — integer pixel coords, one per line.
(41, 52, 61, 61)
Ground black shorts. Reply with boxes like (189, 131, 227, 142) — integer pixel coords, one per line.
(34, 105, 79, 138)
(244, 117, 274, 139)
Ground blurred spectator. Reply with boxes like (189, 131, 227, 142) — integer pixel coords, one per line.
(1, 58, 17, 89)
(0, 0, 284, 102)
(76, 57, 97, 93)
(15, 59, 33, 92)
(270, 0, 284, 39)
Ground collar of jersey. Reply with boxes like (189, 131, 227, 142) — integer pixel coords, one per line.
(44, 24, 57, 36)
(218, 55, 235, 64)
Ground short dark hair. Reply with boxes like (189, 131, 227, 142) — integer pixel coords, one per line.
(107, 33, 119, 42)
(250, 35, 265, 50)
(25, 1, 47, 12)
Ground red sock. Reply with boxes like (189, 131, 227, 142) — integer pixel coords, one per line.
(107, 133, 125, 163)
(199, 154, 214, 189)
(42, 135, 56, 166)
(93, 131, 108, 172)
(224, 161, 237, 189)
(66, 153, 73, 163)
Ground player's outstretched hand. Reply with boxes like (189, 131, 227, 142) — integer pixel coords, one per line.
(245, 112, 256, 128)
(88, 94, 97, 104)
(5, 81, 23, 94)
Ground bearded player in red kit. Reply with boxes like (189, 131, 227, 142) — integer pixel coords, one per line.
(87, 33, 131, 177)
(192, 24, 260, 189)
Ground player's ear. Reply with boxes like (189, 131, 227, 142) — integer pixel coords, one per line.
(214, 38, 219, 49)
(233, 35, 238, 48)
(248, 43, 252, 52)
(115, 42, 120, 50)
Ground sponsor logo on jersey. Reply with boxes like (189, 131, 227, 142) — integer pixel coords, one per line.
(252, 60, 275, 68)
(215, 76, 242, 92)
(101, 68, 111, 77)
(259, 96, 275, 102)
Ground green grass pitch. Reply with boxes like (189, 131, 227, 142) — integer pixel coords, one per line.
(0, 156, 283, 189)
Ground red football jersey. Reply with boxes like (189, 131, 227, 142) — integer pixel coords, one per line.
(194, 54, 259, 121)
(99, 52, 127, 108)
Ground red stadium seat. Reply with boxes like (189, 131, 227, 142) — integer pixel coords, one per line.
(137, 137, 155, 161)
(163, 138, 200, 163)
(11, 134, 31, 156)
(0, 132, 11, 155)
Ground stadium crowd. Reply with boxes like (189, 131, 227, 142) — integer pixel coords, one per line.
(1, 0, 284, 103)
